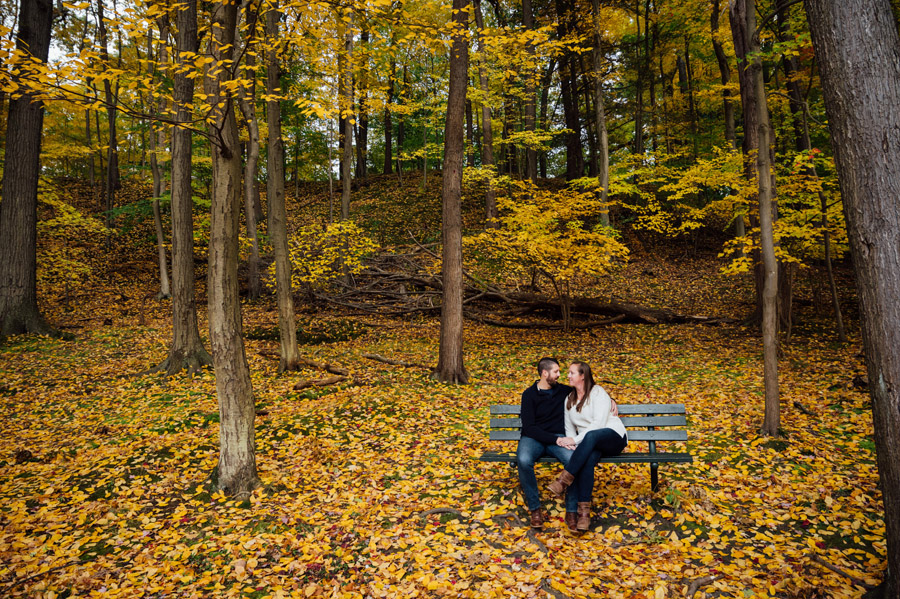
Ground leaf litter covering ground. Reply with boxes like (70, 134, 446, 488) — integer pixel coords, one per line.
(0, 280, 885, 599)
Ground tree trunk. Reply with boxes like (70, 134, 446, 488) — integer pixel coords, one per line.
(150, 16, 171, 300)
(522, 0, 537, 181)
(711, 0, 735, 148)
(97, 0, 120, 229)
(339, 14, 353, 221)
(804, 0, 900, 592)
(555, 0, 584, 179)
(397, 65, 408, 178)
(384, 58, 394, 175)
(473, 0, 497, 223)
(208, 0, 259, 499)
(156, 0, 212, 375)
(355, 27, 369, 182)
(591, 0, 610, 226)
(465, 99, 475, 168)
(538, 59, 555, 178)
(236, 10, 262, 300)
(733, 0, 780, 436)
(633, 0, 645, 156)
(435, 0, 470, 385)
(0, 0, 55, 339)
(266, 0, 301, 372)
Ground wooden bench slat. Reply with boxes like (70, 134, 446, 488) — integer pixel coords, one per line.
(479, 451, 694, 464)
(489, 415, 687, 429)
(489, 429, 688, 442)
(490, 403, 686, 416)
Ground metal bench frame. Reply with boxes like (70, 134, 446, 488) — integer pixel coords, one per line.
(479, 403, 693, 492)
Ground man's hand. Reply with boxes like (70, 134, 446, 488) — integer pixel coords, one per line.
(610, 400, 619, 417)
(556, 437, 577, 450)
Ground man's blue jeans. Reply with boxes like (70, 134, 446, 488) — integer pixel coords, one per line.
(517, 435, 600, 512)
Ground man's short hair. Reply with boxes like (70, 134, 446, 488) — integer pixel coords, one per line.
(537, 357, 559, 377)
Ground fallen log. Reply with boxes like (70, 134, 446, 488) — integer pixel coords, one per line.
(362, 353, 433, 370)
(293, 375, 347, 390)
(466, 313, 626, 329)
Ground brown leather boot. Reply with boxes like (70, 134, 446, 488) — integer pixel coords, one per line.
(548, 470, 575, 497)
(564, 512, 578, 532)
(530, 509, 544, 530)
(576, 502, 592, 532)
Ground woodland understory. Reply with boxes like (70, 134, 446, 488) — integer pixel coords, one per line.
(0, 177, 885, 599)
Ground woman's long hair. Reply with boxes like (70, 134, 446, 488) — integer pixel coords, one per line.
(567, 361, 595, 412)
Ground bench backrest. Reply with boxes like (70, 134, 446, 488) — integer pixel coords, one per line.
(488, 404, 688, 443)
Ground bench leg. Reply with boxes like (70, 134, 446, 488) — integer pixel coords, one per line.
(650, 463, 659, 493)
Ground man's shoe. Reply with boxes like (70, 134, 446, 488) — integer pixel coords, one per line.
(548, 470, 575, 497)
(530, 509, 544, 529)
(564, 512, 578, 533)
(576, 502, 592, 532)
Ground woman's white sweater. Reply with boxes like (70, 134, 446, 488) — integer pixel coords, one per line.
(564, 385, 627, 445)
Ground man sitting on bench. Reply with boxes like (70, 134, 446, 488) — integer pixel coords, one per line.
(517, 357, 617, 532)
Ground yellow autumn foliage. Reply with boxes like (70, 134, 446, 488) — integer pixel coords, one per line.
(267, 221, 377, 291)
(465, 179, 629, 290)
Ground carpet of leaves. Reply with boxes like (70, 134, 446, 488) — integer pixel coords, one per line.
(0, 259, 885, 599)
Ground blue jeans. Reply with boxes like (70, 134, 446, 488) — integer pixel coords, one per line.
(565, 428, 627, 502)
(517, 435, 600, 512)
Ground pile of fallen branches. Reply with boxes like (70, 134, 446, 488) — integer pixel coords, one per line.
(308, 240, 733, 329)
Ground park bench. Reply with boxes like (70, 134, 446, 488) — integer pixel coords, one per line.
(480, 403, 693, 492)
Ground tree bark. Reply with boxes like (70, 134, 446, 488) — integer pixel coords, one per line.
(538, 59, 555, 178)
(266, 0, 301, 372)
(435, 0, 470, 384)
(355, 26, 369, 182)
(522, 0, 537, 181)
(0, 0, 54, 338)
(473, 0, 497, 223)
(591, 0, 610, 226)
(236, 7, 262, 300)
(96, 0, 120, 228)
(555, 0, 584, 179)
(156, 0, 212, 375)
(384, 57, 395, 175)
(732, 0, 780, 436)
(150, 16, 171, 299)
(339, 14, 353, 221)
(804, 0, 900, 592)
(208, 0, 258, 498)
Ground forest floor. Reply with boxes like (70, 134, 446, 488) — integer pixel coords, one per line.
(0, 177, 886, 598)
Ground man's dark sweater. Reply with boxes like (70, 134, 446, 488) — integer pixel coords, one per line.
(520, 382, 573, 445)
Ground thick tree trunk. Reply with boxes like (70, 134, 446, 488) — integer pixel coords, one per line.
(157, 0, 212, 375)
(150, 17, 171, 300)
(435, 0, 470, 384)
(591, 0, 610, 226)
(732, 0, 780, 436)
(266, 1, 301, 372)
(473, 0, 497, 224)
(208, 0, 258, 499)
(236, 13, 262, 300)
(804, 0, 900, 592)
(0, 0, 54, 339)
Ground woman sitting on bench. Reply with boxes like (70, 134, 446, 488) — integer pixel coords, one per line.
(548, 361, 628, 532)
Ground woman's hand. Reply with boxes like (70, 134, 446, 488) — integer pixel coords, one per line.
(557, 437, 577, 450)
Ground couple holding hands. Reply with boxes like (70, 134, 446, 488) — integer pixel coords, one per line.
(517, 357, 627, 533)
